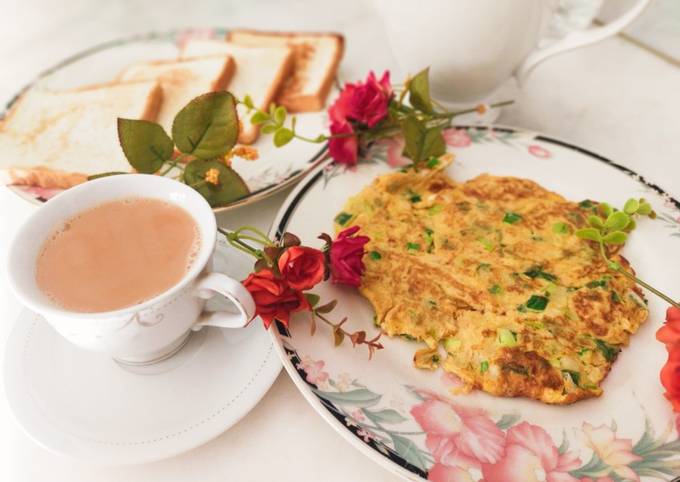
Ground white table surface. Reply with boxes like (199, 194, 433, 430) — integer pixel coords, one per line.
(2, 1, 680, 481)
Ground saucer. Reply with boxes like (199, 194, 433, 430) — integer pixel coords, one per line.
(2, 240, 281, 465)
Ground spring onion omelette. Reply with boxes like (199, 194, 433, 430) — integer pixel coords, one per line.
(335, 155, 648, 404)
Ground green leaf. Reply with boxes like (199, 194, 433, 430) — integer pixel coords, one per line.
(311, 388, 381, 407)
(274, 127, 294, 147)
(624, 198, 640, 214)
(261, 124, 278, 134)
(503, 212, 522, 224)
(599, 202, 613, 217)
(273, 105, 287, 125)
(575, 228, 602, 242)
(182, 160, 249, 206)
(401, 116, 445, 162)
(304, 293, 320, 307)
(496, 413, 521, 430)
(242, 94, 254, 109)
(604, 211, 629, 231)
(316, 299, 337, 314)
(251, 111, 269, 125)
(408, 68, 434, 114)
(602, 231, 628, 244)
(87, 171, 128, 180)
(637, 200, 653, 216)
(117, 118, 173, 173)
(390, 434, 428, 471)
(364, 409, 408, 424)
(172, 91, 239, 159)
(587, 215, 604, 229)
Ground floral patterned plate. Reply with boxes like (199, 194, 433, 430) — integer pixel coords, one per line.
(269, 126, 680, 482)
(2, 29, 329, 213)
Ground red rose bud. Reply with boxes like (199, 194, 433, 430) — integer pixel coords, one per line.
(242, 269, 309, 329)
(328, 121, 359, 166)
(329, 226, 370, 287)
(660, 345, 680, 412)
(277, 246, 326, 291)
(657, 306, 680, 347)
(329, 71, 392, 128)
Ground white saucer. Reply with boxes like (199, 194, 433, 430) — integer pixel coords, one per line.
(2, 240, 281, 465)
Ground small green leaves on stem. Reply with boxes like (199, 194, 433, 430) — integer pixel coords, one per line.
(408, 68, 434, 114)
(247, 100, 300, 147)
(574, 197, 678, 308)
(172, 91, 239, 159)
(117, 118, 173, 173)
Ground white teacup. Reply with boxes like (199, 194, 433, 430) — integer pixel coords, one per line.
(375, 0, 651, 104)
(7, 174, 256, 365)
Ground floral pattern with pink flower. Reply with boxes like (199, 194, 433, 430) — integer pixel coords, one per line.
(579, 477, 614, 482)
(427, 464, 475, 482)
(481, 422, 581, 482)
(383, 137, 412, 167)
(443, 128, 472, 148)
(411, 393, 506, 468)
(579, 423, 641, 481)
(297, 357, 329, 385)
(528, 144, 552, 159)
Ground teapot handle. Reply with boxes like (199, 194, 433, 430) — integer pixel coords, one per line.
(516, 0, 651, 84)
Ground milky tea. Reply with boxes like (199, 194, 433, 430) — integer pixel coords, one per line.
(36, 198, 200, 313)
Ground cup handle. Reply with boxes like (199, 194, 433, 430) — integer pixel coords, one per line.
(192, 272, 256, 330)
(516, 0, 651, 83)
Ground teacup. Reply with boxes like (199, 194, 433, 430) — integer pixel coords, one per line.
(7, 174, 255, 365)
(374, 0, 651, 104)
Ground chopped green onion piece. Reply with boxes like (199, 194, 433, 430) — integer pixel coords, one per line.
(489, 284, 502, 294)
(611, 291, 621, 303)
(579, 200, 594, 209)
(444, 337, 461, 353)
(523, 266, 557, 282)
(503, 212, 522, 224)
(552, 222, 570, 234)
(426, 157, 440, 168)
(525, 295, 549, 311)
(562, 369, 581, 386)
(428, 204, 443, 215)
(477, 263, 491, 273)
(480, 361, 489, 373)
(406, 242, 421, 251)
(369, 251, 382, 260)
(407, 190, 422, 203)
(498, 328, 517, 347)
(335, 212, 352, 225)
(586, 279, 608, 289)
(595, 339, 620, 362)
(480, 238, 494, 251)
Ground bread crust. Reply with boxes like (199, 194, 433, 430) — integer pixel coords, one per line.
(227, 29, 344, 112)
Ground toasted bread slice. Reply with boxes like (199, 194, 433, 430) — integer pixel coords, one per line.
(0, 80, 162, 188)
(180, 40, 294, 144)
(227, 30, 343, 112)
(118, 56, 235, 133)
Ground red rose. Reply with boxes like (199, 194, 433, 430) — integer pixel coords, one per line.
(329, 71, 392, 128)
(657, 306, 680, 346)
(660, 345, 680, 412)
(277, 246, 326, 291)
(328, 121, 359, 166)
(329, 226, 370, 287)
(242, 269, 309, 329)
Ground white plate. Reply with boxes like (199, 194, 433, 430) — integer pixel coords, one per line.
(2, 28, 330, 213)
(2, 239, 281, 465)
(268, 126, 680, 481)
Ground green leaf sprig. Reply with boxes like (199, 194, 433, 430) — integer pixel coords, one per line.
(575, 198, 679, 308)
(93, 91, 249, 207)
